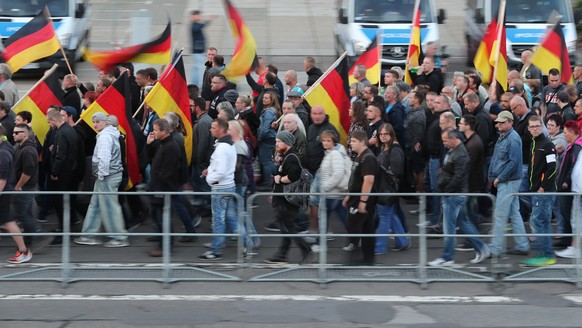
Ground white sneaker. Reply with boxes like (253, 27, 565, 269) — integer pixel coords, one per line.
(556, 246, 577, 259)
(428, 258, 455, 267)
(103, 239, 129, 248)
(74, 236, 102, 246)
(311, 245, 321, 253)
(470, 248, 491, 264)
(342, 243, 356, 252)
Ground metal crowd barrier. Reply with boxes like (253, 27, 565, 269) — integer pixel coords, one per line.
(0, 190, 581, 288)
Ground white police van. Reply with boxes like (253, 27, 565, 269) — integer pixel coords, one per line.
(465, 0, 577, 68)
(335, 0, 446, 67)
(0, 0, 91, 73)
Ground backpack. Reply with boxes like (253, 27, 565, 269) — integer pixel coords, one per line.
(282, 153, 313, 208)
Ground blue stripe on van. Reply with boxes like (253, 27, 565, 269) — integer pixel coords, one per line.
(362, 28, 429, 44)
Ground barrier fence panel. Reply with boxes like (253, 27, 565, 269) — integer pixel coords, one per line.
(246, 192, 498, 288)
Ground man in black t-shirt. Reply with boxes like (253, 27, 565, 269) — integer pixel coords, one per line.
(342, 130, 378, 265)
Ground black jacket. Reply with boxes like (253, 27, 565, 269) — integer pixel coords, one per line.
(528, 134, 557, 192)
(514, 110, 535, 164)
(437, 143, 469, 193)
(410, 68, 444, 93)
(464, 133, 484, 192)
(12, 138, 38, 190)
(306, 116, 338, 173)
(62, 87, 81, 112)
(306, 67, 323, 87)
(50, 123, 78, 177)
(471, 104, 497, 156)
(146, 134, 181, 192)
(272, 147, 302, 207)
(424, 111, 445, 158)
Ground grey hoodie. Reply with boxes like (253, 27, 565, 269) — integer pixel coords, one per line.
(92, 125, 123, 178)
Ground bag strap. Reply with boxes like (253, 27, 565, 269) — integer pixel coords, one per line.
(282, 152, 304, 171)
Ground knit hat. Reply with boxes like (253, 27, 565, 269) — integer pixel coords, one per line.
(62, 106, 77, 119)
(224, 89, 239, 105)
(92, 112, 107, 122)
(276, 130, 295, 146)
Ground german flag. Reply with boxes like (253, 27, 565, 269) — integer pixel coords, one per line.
(405, 3, 422, 85)
(12, 65, 63, 145)
(80, 74, 141, 189)
(1, 7, 60, 73)
(143, 51, 193, 165)
(221, 0, 258, 80)
(489, 10, 508, 93)
(531, 23, 573, 84)
(348, 37, 380, 86)
(304, 54, 351, 145)
(84, 22, 171, 72)
(474, 19, 498, 85)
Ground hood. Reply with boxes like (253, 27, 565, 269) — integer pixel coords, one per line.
(98, 125, 120, 139)
(20, 138, 37, 150)
(332, 143, 348, 156)
(216, 134, 234, 146)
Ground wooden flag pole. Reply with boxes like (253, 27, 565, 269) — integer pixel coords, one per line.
(302, 52, 347, 99)
(11, 64, 59, 110)
(45, 7, 74, 75)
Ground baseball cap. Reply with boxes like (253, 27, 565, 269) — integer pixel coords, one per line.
(507, 86, 520, 94)
(287, 90, 303, 98)
(494, 110, 514, 123)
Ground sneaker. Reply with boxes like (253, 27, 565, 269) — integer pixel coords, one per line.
(7, 249, 32, 264)
(326, 232, 335, 241)
(203, 242, 213, 248)
(264, 222, 280, 232)
(409, 209, 420, 215)
(521, 256, 557, 267)
(342, 243, 356, 252)
(264, 257, 288, 264)
(428, 258, 455, 267)
(148, 248, 163, 257)
(455, 241, 474, 252)
(470, 248, 491, 264)
(192, 215, 202, 228)
(556, 246, 577, 259)
(393, 241, 412, 252)
(416, 221, 438, 228)
(74, 236, 102, 246)
(299, 230, 317, 244)
(311, 244, 321, 253)
(37, 217, 48, 223)
(104, 239, 129, 248)
(301, 251, 314, 265)
(198, 251, 222, 261)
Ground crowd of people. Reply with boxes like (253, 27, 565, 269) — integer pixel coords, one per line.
(1, 22, 582, 266)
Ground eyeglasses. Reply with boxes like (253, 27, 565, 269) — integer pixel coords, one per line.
(13, 131, 25, 135)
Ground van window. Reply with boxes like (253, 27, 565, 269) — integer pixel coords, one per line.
(0, 0, 69, 17)
(491, 0, 571, 23)
(354, 0, 434, 23)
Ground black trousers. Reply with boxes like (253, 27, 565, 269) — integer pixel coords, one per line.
(274, 203, 311, 259)
(347, 206, 376, 264)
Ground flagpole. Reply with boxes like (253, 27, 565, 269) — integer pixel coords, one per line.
(11, 64, 59, 110)
(302, 52, 347, 99)
(490, 0, 506, 90)
(132, 49, 184, 119)
(45, 7, 74, 75)
(376, 31, 381, 86)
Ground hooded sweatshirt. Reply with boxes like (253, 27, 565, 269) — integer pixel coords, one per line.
(92, 125, 123, 178)
(206, 135, 236, 188)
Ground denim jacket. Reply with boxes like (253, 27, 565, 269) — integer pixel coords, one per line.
(488, 128, 523, 183)
(257, 107, 277, 141)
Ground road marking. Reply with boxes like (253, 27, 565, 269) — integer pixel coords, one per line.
(562, 295, 582, 304)
(0, 294, 522, 303)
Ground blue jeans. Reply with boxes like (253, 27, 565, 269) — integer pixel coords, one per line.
(258, 140, 275, 186)
(236, 185, 259, 248)
(309, 172, 321, 206)
(320, 197, 348, 229)
(190, 53, 206, 87)
(441, 196, 487, 261)
(490, 180, 530, 255)
(530, 194, 555, 257)
(173, 195, 196, 233)
(13, 193, 37, 246)
(427, 157, 441, 225)
(375, 204, 410, 254)
(82, 173, 128, 240)
(519, 164, 531, 214)
(191, 165, 211, 209)
(552, 196, 565, 234)
(210, 186, 241, 254)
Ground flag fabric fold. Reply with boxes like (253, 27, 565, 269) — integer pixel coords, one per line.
(405, 4, 422, 85)
(530, 23, 573, 84)
(1, 7, 60, 73)
(348, 37, 380, 85)
(84, 22, 172, 72)
(143, 51, 193, 165)
(220, 0, 258, 80)
(473, 19, 498, 85)
(489, 11, 508, 92)
(80, 74, 141, 189)
(12, 65, 63, 145)
(304, 54, 351, 145)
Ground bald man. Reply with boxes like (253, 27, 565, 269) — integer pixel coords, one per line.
(520, 50, 542, 85)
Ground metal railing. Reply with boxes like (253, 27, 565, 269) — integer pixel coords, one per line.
(1, 190, 581, 288)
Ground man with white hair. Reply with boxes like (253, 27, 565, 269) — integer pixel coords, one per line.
(520, 50, 542, 86)
(75, 113, 129, 247)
